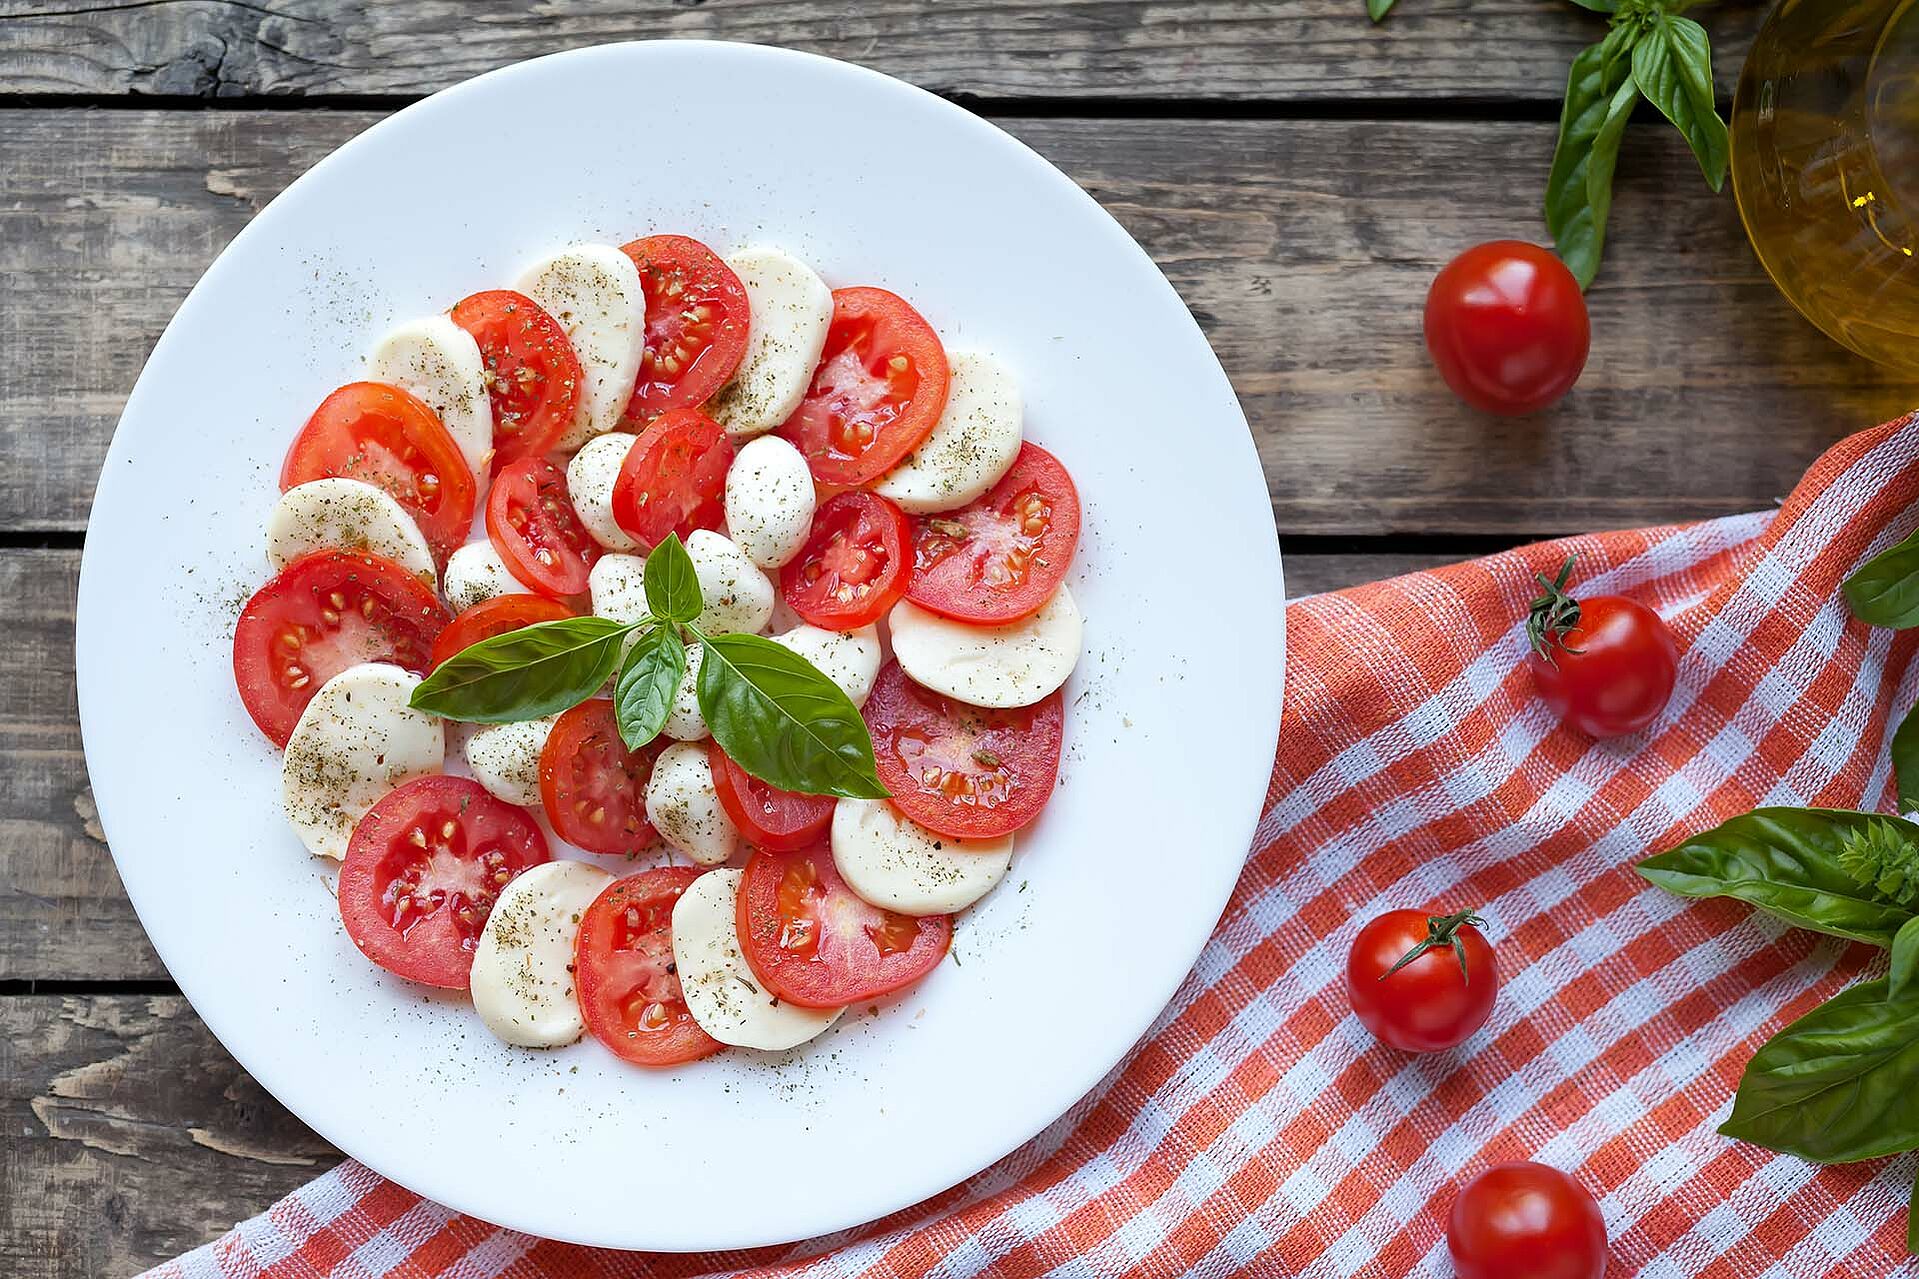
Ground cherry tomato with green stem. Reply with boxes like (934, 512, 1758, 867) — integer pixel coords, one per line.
(1346, 908, 1497, 1052)
(1527, 556, 1678, 738)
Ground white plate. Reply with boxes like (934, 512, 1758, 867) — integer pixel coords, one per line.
(75, 42, 1284, 1251)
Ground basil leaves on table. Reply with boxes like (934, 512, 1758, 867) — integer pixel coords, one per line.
(1844, 529, 1919, 629)
(1898, 703, 1919, 813)
(408, 533, 888, 799)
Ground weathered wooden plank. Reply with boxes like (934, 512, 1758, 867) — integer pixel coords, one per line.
(0, 1, 1763, 104)
(4, 109, 1909, 540)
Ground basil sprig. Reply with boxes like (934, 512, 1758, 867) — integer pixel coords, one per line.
(410, 533, 887, 799)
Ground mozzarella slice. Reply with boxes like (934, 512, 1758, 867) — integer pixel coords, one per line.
(587, 551, 648, 624)
(672, 869, 843, 1050)
(266, 477, 436, 589)
(367, 314, 494, 481)
(644, 741, 738, 866)
(445, 541, 526, 611)
(281, 663, 444, 860)
(470, 860, 613, 1048)
(769, 624, 881, 709)
(872, 350, 1022, 513)
(831, 798, 1013, 915)
(516, 245, 647, 450)
(888, 587, 1081, 709)
(706, 247, 833, 439)
(723, 435, 815, 568)
(687, 529, 775, 635)
(566, 431, 642, 552)
(465, 715, 558, 808)
(663, 643, 708, 742)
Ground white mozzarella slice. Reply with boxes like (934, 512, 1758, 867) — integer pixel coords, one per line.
(444, 540, 525, 611)
(367, 314, 494, 481)
(672, 869, 843, 1050)
(888, 587, 1081, 709)
(266, 477, 436, 588)
(686, 529, 775, 635)
(830, 798, 1013, 915)
(281, 663, 444, 860)
(470, 860, 614, 1048)
(769, 624, 881, 709)
(871, 350, 1022, 513)
(663, 643, 708, 742)
(515, 245, 647, 450)
(723, 435, 815, 568)
(464, 716, 558, 808)
(566, 431, 642, 552)
(707, 247, 833, 439)
(587, 551, 648, 624)
(644, 741, 738, 866)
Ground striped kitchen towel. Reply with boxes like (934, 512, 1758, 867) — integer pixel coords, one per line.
(148, 412, 1919, 1278)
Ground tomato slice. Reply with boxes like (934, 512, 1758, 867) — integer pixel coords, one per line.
(863, 661, 1064, 840)
(449, 289, 582, 467)
(620, 236, 751, 422)
(539, 699, 666, 855)
(609, 407, 734, 550)
(776, 287, 950, 487)
(485, 456, 601, 598)
(429, 594, 574, 669)
(780, 491, 912, 630)
(281, 381, 477, 564)
(706, 742, 835, 852)
(736, 846, 951, 1008)
(576, 868, 723, 1067)
(232, 549, 450, 747)
(906, 443, 1081, 624)
(338, 776, 551, 989)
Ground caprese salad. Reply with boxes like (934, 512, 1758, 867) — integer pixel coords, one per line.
(232, 233, 1084, 1067)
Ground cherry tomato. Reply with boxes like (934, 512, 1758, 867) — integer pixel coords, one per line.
(280, 381, 477, 563)
(619, 235, 751, 422)
(777, 287, 950, 487)
(338, 776, 551, 989)
(1526, 556, 1677, 738)
(485, 455, 601, 599)
(706, 742, 835, 852)
(610, 407, 734, 551)
(448, 289, 581, 467)
(539, 699, 665, 855)
(1448, 1162, 1608, 1279)
(575, 868, 723, 1067)
(429, 594, 574, 669)
(1424, 240, 1589, 417)
(781, 491, 912, 630)
(232, 549, 450, 746)
(1346, 908, 1497, 1052)
(907, 442, 1081, 624)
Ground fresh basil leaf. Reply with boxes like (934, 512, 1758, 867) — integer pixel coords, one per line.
(613, 625, 685, 752)
(1545, 27, 1640, 289)
(643, 531, 702, 624)
(1630, 13, 1728, 192)
(410, 616, 633, 723)
(1845, 529, 1919, 628)
(694, 631, 889, 799)
(1565, 0, 1616, 9)
(1720, 978, 1919, 1162)
(1894, 916, 1919, 1001)
(1897, 702, 1919, 813)
(1366, 0, 1395, 20)
(1638, 808, 1919, 946)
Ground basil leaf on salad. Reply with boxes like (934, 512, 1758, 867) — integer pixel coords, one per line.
(1637, 808, 1919, 946)
(694, 630, 889, 800)
(1545, 25, 1641, 290)
(1629, 12, 1728, 192)
(643, 531, 703, 625)
(410, 616, 634, 723)
(1845, 529, 1919, 628)
(613, 624, 685, 752)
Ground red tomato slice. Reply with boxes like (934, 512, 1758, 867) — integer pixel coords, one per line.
(863, 661, 1063, 840)
(776, 287, 950, 487)
(575, 868, 723, 1067)
(449, 289, 582, 467)
(736, 846, 951, 1008)
(485, 455, 601, 598)
(338, 776, 551, 989)
(706, 742, 835, 852)
(906, 443, 1081, 624)
(620, 236, 751, 422)
(281, 381, 477, 564)
(232, 549, 450, 747)
(609, 407, 734, 550)
(429, 594, 575, 669)
(780, 491, 912, 630)
(539, 699, 666, 855)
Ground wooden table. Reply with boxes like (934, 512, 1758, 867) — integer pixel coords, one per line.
(4, 3, 1915, 1273)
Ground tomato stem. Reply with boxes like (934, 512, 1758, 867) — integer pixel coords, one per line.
(1379, 909, 1489, 984)
(1526, 555, 1585, 664)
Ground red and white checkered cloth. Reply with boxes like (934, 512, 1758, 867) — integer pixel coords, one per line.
(149, 414, 1919, 1278)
